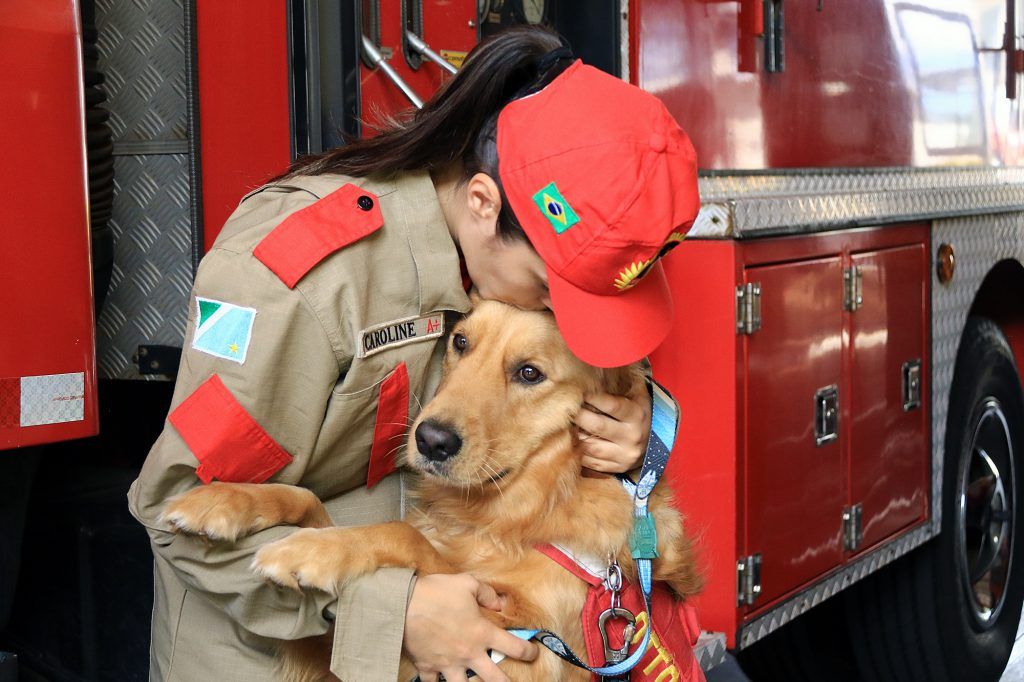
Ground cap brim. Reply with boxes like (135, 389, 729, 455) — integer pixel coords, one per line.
(547, 262, 674, 368)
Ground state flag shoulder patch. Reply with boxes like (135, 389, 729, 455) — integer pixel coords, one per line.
(191, 297, 257, 364)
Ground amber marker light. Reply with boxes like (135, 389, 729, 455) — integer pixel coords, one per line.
(937, 243, 956, 284)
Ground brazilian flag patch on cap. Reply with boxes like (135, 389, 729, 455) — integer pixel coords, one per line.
(532, 182, 579, 234)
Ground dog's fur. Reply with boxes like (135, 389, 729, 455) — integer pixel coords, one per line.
(162, 300, 700, 680)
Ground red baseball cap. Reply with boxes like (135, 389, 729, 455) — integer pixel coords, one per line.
(497, 60, 700, 368)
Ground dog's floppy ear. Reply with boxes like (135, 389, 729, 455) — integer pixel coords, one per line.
(599, 363, 647, 399)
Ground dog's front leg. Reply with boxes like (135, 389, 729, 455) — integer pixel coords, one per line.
(162, 482, 332, 541)
(251, 521, 454, 594)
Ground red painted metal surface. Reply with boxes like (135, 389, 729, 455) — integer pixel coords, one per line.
(743, 256, 847, 607)
(634, 0, 1023, 169)
(653, 227, 932, 641)
(196, 1, 291, 250)
(0, 0, 99, 449)
(649, 240, 742, 644)
(359, 1, 476, 134)
(848, 244, 929, 553)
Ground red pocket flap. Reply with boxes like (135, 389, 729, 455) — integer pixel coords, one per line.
(169, 374, 293, 484)
(367, 362, 410, 488)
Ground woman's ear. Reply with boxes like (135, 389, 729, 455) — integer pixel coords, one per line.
(466, 172, 503, 225)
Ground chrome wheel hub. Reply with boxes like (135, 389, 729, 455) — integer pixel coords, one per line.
(958, 398, 1015, 628)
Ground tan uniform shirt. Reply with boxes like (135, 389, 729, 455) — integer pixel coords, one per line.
(128, 170, 470, 681)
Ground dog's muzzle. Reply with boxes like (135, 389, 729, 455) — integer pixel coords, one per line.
(414, 419, 462, 462)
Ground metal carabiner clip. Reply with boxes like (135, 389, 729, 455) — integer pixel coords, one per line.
(598, 606, 637, 665)
(599, 558, 636, 665)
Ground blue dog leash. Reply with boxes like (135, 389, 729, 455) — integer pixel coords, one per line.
(413, 377, 680, 681)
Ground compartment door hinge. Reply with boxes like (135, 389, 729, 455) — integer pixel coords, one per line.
(737, 553, 762, 606)
(844, 266, 863, 311)
(843, 503, 863, 552)
(736, 282, 762, 335)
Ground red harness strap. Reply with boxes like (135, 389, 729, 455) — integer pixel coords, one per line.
(536, 544, 705, 682)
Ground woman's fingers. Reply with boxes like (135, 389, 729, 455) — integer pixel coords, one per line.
(584, 390, 645, 423)
(489, 629, 539, 664)
(440, 670, 469, 682)
(574, 389, 651, 473)
(468, 657, 512, 682)
(474, 579, 505, 611)
(575, 405, 629, 443)
(405, 574, 529, 681)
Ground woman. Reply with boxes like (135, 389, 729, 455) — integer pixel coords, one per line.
(128, 26, 699, 682)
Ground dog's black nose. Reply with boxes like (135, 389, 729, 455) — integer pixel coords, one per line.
(415, 420, 462, 462)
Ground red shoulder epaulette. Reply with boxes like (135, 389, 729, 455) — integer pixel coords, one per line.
(253, 183, 384, 288)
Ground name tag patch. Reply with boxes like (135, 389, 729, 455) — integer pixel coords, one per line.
(358, 313, 445, 358)
(192, 297, 257, 364)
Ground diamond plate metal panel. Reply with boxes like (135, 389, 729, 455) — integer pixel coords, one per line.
(694, 168, 1024, 238)
(931, 213, 1024, 532)
(96, 0, 187, 144)
(695, 632, 727, 671)
(97, 155, 191, 379)
(737, 523, 934, 648)
(689, 203, 733, 238)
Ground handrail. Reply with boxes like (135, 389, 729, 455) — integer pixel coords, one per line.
(361, 34, 424, 109)
(405, 30, 458, 75)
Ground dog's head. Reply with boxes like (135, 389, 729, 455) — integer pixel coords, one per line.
(406, 300, 645, 488)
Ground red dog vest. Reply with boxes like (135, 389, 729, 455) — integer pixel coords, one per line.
(537, 544, 705, 682)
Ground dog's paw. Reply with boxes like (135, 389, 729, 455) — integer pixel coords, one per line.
(252, 528, 352, 594)
(161, 483, 270, 542)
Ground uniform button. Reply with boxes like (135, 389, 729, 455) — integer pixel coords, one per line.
(357, 195, 374, 211)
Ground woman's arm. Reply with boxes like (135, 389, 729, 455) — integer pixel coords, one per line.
(128, 198, 415, 679)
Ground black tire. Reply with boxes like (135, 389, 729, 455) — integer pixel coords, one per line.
(926, 316, 1024, 679)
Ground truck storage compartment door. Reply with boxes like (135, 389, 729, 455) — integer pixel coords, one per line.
(848, 244, 929, 552)
(0, 1, 99, 449)
(744, 256, 845, 609)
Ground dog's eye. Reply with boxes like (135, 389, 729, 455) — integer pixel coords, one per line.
(452, 333, 468, 354)
(516, 365, 545, 385)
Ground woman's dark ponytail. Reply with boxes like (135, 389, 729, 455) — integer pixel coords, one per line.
(278, 26, 566, 183)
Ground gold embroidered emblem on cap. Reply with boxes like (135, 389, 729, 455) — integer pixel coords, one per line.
(614, 259, 654, 291)
(357, 313, 446, 358)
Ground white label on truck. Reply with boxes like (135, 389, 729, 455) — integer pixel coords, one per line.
(20, 372, 85, 427)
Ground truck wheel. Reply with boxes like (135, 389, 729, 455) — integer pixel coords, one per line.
(847, 317, 1024, 682)
(924, 316, 1024, 680)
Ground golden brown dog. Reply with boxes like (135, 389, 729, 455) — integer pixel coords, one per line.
(162, 300, 700, 680)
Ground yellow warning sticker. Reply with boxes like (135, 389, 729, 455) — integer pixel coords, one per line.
(440, 50, 468, 70)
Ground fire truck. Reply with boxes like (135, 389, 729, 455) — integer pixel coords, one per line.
(2, 0, 1023, 680)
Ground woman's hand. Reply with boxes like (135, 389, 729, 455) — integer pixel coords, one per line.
(403, 573, 538, 682)
(574, 390, 651, 474)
